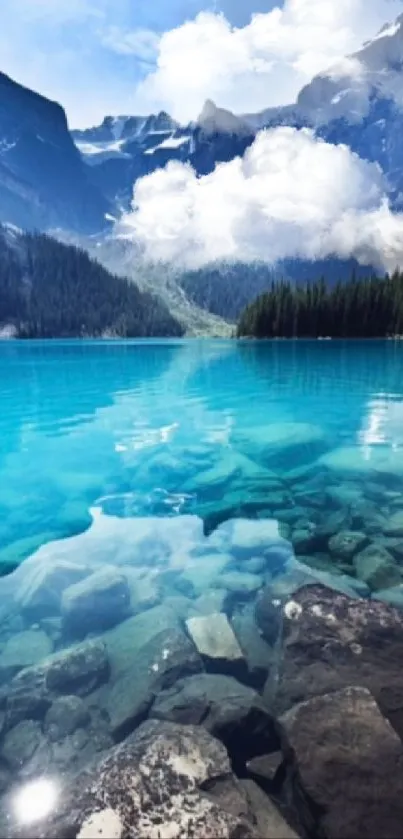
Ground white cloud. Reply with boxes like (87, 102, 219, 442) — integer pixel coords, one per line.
(118, 127, 403, 271)
(101, 27, 160, 62)
(134, 0, 403, 121)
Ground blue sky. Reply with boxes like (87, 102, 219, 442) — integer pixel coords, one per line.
(0, 0, 277, 127)
(0, 0, 400, 127)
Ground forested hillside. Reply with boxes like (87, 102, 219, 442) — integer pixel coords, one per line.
(0, 228, 184, 338)
(237, 272, 403, 338)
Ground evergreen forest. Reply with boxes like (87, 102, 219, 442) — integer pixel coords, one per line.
(237, 272, 403, 338)
(0, 228, 184, 338)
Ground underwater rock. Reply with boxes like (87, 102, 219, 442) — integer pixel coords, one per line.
(328, 531, 368, 560)
(6, 721, 258, 839)
(6, 639, 110, 728)
(231, 605, 275, 687)
(122, 566, 161, 613)
(193, 589, 229, 616)
(320, 445, 403, 480)
(271, 584, 403, 740)
(230, 519, 285, 556)
(61, 567, 131, 638)
(215, 570, 263, 597)
(101, 604, 179, 679)
(279, 687, 403, 839)
(98, 626, 203, 743)
(1, 720, 44, 773)
(177, 553, 232, 596)
(353, 543, 402, 591)
(240, 779, 300, 839)
(383, 510, 403, 537)
(372, 585, 403, 609)
(234, 422, 327, 469)
(247, 751, 284, 786)
(44, 695, 90, 741)
(254, 588, 283, 646)
(16, 559, 89, 622)
(186, 613, 246, 677)
(0, 630, 52, 683)
(150, 673, 279, 763)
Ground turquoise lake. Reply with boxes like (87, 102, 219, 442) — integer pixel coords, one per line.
(2, 338, 403, 828)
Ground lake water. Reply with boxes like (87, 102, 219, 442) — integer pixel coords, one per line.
(2, 338, 403, 831)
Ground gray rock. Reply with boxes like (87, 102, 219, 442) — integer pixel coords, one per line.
(6, 721, 258, 838)
(1, 720, 43, 772)
(328, 531, 368, 560)
(279, 687, 403, 839)
(6, 639, 110, 728)
(353, 543, 402, 591)
(98, 626, 203, 742)
(0, 630, 52, 683)
(231, 605, 274, 686)
(101, 604, 179, 679)
(247, 751, 284, 785)
(61, 567, 131, 638)
(234, 422, 327, 469)
(215, 570, 263, 596)
(383, 510, 403, 537)
(254, 589, 283, 645)
(16, 559, 89, 621)
(240, 779, 300, 839)
(186, 613, 246, 677)
(193, 589, 229, 615)
(45, 696, 90, 741)
(150, 673, 279, 762)
(177, 553, 232, 596)
(241, 556, 267, 574)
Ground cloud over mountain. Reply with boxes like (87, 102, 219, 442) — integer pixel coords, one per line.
(134, 0, 403, 121)
(119, 126, 403, 271)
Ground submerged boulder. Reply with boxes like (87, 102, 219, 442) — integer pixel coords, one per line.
(186, 612, 246, 678)
(353, 543, 402, 591)
(150, 673, 279, 763)
(16, 559, 89, 622)
(6, 639, 110, 728)
(61, 567, 131, 638)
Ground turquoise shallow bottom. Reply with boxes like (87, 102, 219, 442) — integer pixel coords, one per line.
(1, 339, 403, 824)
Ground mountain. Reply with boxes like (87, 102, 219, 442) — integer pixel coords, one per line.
(70, 100, 255, 210)
(0, 225, 183, 338)
(242, 13, 403, 206)
(0, 71, 111, 233)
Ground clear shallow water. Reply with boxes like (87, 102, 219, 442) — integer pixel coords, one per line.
(2, 338, 403, 830)
(2, 338, 403, 565)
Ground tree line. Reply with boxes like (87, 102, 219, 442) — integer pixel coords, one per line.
(0, 228, 184, 338)
(237, 272, 403, 338)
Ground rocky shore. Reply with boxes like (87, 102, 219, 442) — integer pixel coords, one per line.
(2, 423, 403, 836)
(0, 576, 402, 838)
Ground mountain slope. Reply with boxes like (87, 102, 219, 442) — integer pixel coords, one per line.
(0, 72, 111, 233)
(0, 225, 183, 338)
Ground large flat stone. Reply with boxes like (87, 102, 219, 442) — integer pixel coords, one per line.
(279, 687, 403, 839)
(61, 567, 131, 638)
(234, 423, 327, 469)
(186, 613, 246, 678)
(98, 627, 203, 742)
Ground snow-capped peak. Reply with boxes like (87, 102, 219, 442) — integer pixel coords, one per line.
(197, 99, 251, 136)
